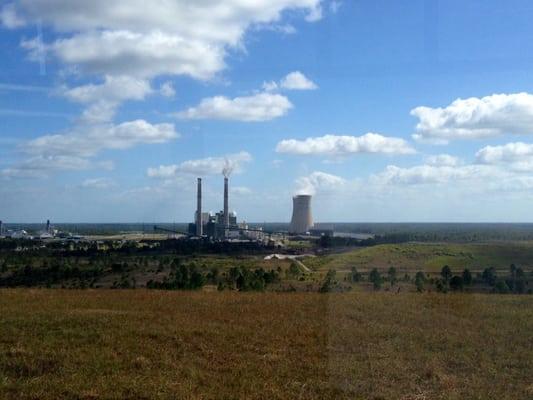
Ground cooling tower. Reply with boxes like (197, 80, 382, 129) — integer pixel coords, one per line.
(196, 178, 203, 236)
(290, 195, 314, 234)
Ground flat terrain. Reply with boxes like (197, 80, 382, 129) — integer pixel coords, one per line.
(1, 290, 532, 399)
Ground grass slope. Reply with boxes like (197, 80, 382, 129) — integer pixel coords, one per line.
(308, 242, 533, 273)
(1, 290, 532, 399)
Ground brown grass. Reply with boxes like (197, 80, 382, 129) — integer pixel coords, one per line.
(0, 290, 532, 399)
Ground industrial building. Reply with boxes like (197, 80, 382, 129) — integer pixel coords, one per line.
(188, 176, 242, 239)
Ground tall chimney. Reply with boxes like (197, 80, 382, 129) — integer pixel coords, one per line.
(196, 178, 203, 236)
(46, 219, 51, 233)
(224, 177, 229, 231)
(0, 220, 3, 235)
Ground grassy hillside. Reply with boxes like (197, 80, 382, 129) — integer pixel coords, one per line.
(1, 290, 532, 399)
(308, 242, 533, 273)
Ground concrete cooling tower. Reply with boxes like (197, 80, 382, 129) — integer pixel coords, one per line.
(290, 195, 314, 234)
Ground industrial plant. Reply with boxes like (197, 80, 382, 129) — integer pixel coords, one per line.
(187, 173, 266, 241)
(1, 171, 326, 243)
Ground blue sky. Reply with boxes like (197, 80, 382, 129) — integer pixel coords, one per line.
(2, 0, 533, 223)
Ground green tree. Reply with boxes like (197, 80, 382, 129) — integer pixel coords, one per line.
(319, 269, 336, 293)
(369, 268, 382, 290)
(387, 267, 397, 287)
(462, 268, 473, 285)
(415, 271, 425, 292)
(441, 265, 452, 283)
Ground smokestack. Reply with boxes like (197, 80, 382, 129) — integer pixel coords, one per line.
(290, 195, 313, 234)
(0, 220, 3, 235)
(196, 178, 203, 236)
(224, 177, 229, 230)
(46, 219, 50, 233)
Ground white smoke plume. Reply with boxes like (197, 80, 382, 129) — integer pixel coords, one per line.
(222, 158, 234, 178)
(294, 171, 346, 195)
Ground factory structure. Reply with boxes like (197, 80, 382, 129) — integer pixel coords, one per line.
(186, 169, 320, 241)
(188, 174, 264, 240)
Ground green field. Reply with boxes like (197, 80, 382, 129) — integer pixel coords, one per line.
(307, 242, 533, 273)
(1, 290, 532, 399)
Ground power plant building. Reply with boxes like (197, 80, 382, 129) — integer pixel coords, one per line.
(290, 195, 314, 234)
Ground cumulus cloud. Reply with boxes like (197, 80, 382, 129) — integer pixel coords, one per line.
(4, 119, 176, 178)
(147, 151, 252, 178)
(14, 0, 322, 80)
(411, 93, 533, 144)
(276, 133, 416, 156)
(176, 92, 292, 122)
(371, 164, 488, 186)
(476, 142, 533, 171)
(295, 171, 346, 195)
(27, 120, 178, 158)
(263, 71, 317, 92)
(280, 71, 318, 90)
(61, 75, 153, 123)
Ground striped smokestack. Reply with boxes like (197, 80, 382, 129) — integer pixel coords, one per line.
(196, 178, 203, 236)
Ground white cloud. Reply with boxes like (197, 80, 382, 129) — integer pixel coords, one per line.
(0, 3, 25, 29)
(61, 75, 153, 123)
(81, 177, 116, 189)
(280, 71, 318, 90)
(276, 133, 416, 156)
(425, 154, 461, 167)
(15, 0, 322, 80)
(159, 81, 175, 98)
(476, 142, 533, 171)
(371, 164, 488, 186)
(147, 151, 252, 178)
(263, 71, 318, 92)
(295, 171, 346, 195)
(27, 120, 178, 159)
(412, 93, 533, 144)
(1, 156, 112, 179)
(176, 92, 292, 121)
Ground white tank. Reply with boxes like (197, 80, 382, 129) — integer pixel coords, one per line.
(290, 195, 313, 234)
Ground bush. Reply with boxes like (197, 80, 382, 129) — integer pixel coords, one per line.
(482, 267, 497, 286)
(494, 280, 510, 294)
(450, 275, 464, 291)
(350, 267, 362, 283)
(436, 279, 448, 293)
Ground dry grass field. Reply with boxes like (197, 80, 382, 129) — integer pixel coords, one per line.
(1, 290, 532, 399)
